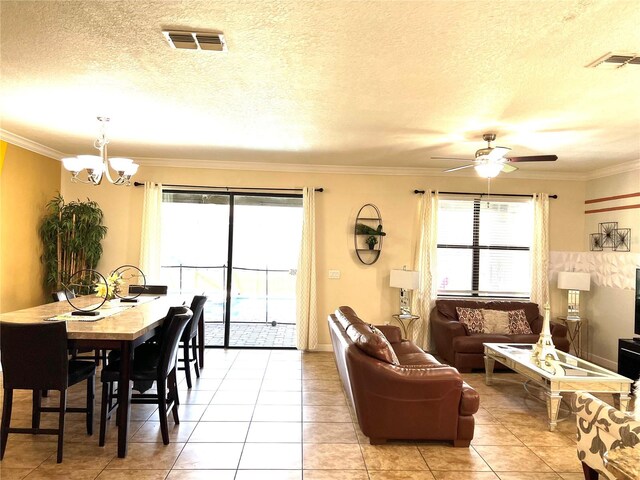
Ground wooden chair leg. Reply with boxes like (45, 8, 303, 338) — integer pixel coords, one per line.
(86, 375, 95, 436)
(56, 390, 67, 463)
(99, 381, 109, 447)
(157, 378, 170, 445)
(191, 338, 200, 378)
(32, 389, 42, 430)
(1, 389, 13, 459)
(183, 343, 192, 389)
(169, 369, 180, 424)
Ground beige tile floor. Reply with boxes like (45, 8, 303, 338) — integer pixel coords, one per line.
(0, 349, 590, 479)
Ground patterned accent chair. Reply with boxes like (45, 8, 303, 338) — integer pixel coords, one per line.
(574, 392, 640, 479)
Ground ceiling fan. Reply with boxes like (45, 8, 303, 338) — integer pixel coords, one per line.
(432, 133, 558, 178)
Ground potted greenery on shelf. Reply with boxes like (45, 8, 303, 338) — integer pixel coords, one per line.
(39, 193, 108, 291)
(365, 235, 378, 250)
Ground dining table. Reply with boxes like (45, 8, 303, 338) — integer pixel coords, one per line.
(0, 294, 185, 458)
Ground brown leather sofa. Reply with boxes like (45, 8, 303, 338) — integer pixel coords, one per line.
(431, 299, 570, 372)
(328, 306, 479, 447)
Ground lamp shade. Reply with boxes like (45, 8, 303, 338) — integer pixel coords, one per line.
(390, 269, 419, 290)
(557, 271, 591, 291)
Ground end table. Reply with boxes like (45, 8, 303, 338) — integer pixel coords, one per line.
(555, 316, 585, 357)
(391, 314, 420, 338)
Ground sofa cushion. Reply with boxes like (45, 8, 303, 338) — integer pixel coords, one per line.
(452, 334, 511, 353)
(335, 306, 365, 331)
(508, 309, 533, 334)
(456, 307, 485, 334)
(437, 299, 540, 326)
(393, 340, 426, 356)
(346, 322, 399, 365)
(396, 351, 442, 366)
(481, 309, 510, 334)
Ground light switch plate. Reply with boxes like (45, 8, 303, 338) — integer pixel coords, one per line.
(328, 270, 341, 279)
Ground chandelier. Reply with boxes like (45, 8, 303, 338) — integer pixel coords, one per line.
(62, 117, 139, 186)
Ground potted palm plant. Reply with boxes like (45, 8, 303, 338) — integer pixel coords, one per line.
(39, 193, 108, 291)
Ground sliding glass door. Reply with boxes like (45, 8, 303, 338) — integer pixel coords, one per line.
(160, 191, 302, 348)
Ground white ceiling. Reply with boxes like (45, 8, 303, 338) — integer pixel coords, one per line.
(1, 0, 640, 175)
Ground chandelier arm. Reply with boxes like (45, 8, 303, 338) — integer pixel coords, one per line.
(99, 143, 127, 185)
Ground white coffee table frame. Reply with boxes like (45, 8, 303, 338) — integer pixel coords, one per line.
(483, 343, 633, 431)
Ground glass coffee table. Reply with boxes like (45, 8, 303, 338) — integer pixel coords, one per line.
(483, 343, 633, 431)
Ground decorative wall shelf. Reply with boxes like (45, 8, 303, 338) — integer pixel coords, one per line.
(354, 203, 384, 265)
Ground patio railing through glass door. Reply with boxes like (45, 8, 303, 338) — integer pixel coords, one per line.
(160, 264, 297, 326)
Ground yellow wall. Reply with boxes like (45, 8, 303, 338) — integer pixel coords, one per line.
(62, 165, 586, 347)
(0, 143, 61, 312)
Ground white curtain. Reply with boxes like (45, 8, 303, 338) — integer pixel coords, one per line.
(296, 187, 318, 350)
(411, 191, 439, 351)
(530, 193, 550, 309)
(139, 182, 163, 283)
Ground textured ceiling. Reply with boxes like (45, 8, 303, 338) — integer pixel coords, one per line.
(1, 0, 639, 174)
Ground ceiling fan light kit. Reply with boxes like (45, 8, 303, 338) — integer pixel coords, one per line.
(474, 160, 503, 178)
(62, 117, 139, 186)
(436, 132, 558, 178)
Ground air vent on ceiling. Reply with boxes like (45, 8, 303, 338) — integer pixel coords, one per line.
(163, 30, 227, 52)
(587, 52, 640, 69)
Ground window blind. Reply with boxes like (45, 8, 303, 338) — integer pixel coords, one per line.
(437, 197, 533, 297)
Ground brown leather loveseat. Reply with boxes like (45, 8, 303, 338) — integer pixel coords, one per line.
(328, 306, 479, 447)
(431, 299, 569, 372)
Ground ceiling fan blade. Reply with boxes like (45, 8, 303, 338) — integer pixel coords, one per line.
(443, 164, 475, 173)
(431, 156, 474, 161)
(501, 164, 518, 173)
(486, 146, 511, 161)
(507, 155, 558, 162)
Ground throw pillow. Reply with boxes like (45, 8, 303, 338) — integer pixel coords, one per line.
(346, 322, 399, 365)
(456, 307, 485, 334)
(481, 309, 510, 334)
(508, 309, 533, 334)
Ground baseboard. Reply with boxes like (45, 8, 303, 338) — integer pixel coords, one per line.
(313, 343, 333, 352)
(585, 352, 617, 372)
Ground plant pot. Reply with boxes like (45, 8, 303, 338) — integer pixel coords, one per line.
(368, 244, 375, 250)
(102, 299, 116, 309)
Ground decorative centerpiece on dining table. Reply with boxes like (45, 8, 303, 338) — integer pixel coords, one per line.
(95, 271, 124, 308)
(63, 265, 146, 315)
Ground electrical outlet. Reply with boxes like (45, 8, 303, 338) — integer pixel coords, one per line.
(328, 270, 341, 279)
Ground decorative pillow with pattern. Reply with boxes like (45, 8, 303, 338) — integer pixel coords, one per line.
(507, 309, 533, 334)
(480, 309, 510, 334)
(456, 307, 485, 334)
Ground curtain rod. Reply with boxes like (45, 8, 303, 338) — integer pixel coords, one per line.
(133, 182, 323, 192)
(413, 190, 558, 199)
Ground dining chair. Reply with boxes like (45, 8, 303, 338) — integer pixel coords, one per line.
(99, 306, 193, 446)
(52, 290, 76, 302)
(179, 296, 207, 389)
(0, 321, 96, 463)
(52, 288, 103, 366)
(128, 285, 169, 295)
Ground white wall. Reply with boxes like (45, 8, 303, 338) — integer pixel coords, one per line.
(582, 167, 640, 368)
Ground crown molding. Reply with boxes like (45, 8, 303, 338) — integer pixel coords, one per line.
(0, 129, 64, 160)
(133, 156, 584, 180)
(585, 159, 640, 180)
(0, 128, 633, 181)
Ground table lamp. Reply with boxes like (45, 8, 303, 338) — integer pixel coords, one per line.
(390, 268, 420, 316)
(557, 271, 591, 320)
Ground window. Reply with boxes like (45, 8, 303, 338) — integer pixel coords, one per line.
(436, 196, 533, 298)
